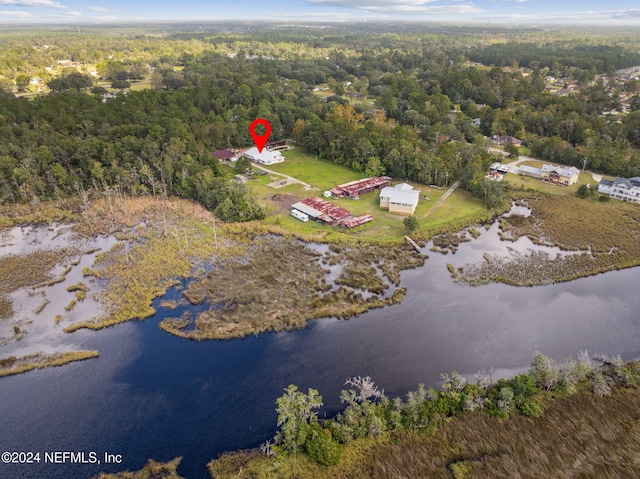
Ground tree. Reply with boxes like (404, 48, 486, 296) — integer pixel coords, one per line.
(91, 86, 108, 95)
(403, 215, 419, 234)
(234, 156, 251, 174)
(275, 384, 323, 453)
(111, 79, 130, 90)
(14, 73, 31, 92)
(504, 142, 519, 158)
(576, 184, 593, 198)
(529, 352, 559, 391)
(305, 425, 342, 466)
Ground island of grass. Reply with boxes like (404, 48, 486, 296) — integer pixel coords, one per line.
(161, 236, 423, 340)
(0, 350, 99, 377)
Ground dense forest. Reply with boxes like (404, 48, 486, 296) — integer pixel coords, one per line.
(1, 24, 640, 217)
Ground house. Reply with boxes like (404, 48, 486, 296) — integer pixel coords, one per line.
(472, 118, 482, 128)
(266, 140, 288, 151)
(329, 177, 391, 199)
(379, 183, 420, 215)
(518, 165, 542, 178)
(244, 147, 284, 165)
(493, 135, 523, 147)
(597, 178, 614, 195)
(211, 149, 237, 162)
(607, 177, 640, 203)
(490, 162, 510, 175)
(541, 164, 580, 186)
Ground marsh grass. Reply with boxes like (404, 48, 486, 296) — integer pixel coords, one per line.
(172, 238, 423, 340)
(0, 248, 76, 318)
(0, 200, 78, 227)
(93, 457, 184, 479)
(209, 387, 640, 479)
(0, 350, 99, 378)
(456, 194, 640, 286)
(33, 299, 50, 314)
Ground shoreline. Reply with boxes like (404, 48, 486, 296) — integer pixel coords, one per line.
(0, 193, 639, 378)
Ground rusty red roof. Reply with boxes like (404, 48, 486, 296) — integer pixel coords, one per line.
(338, 214, 374, 228)
(332, 176, 391, 198)
(300, 197, 352, 222)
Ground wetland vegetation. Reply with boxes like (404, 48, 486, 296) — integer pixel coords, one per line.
(452, 194, 640, 286)
(0, 350, 99, 377)
(209, 353, 640, 479)
(162, 236, 423, 340)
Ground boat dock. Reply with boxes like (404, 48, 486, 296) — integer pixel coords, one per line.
(404, 235, 421, 252)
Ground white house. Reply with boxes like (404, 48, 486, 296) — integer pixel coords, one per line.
(244, 147, 284, 165)
(379, 183, 420, 215)
(607, 177, 640, 203)
(597, 178, 614, 195)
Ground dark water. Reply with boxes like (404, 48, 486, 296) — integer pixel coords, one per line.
(1, 223, 639, 479)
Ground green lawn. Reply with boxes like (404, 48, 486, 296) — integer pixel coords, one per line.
(506, 171, 592, 196)
(268, 148, 365, 191)
(519, 159, 544, 168)
(245, 148, 488, 241)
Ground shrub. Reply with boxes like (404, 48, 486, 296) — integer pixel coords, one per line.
(519, 400, 541, 417)
(305, 425, 342, 466)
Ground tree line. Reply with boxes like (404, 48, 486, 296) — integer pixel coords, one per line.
(269, 352, 640, 466)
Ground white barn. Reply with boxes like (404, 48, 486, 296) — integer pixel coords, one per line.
(244, 147, 284, 165)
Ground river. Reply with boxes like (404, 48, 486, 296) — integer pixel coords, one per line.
(1, 216, 639, 479)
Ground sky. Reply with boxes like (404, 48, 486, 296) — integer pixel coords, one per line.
(1, 0, 640, 25)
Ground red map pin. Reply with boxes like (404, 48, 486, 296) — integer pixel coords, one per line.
(249, 118, 272, 153)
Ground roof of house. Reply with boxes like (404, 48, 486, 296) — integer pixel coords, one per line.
(613, 177, 640, 188)
(244, 147, 283, 163)
(541, 164, 580, 177)
(518, 165, 542, 176)
(599, 178, 614, 187)
(331, 177, 391, 197)
(211, 148, 235, 160)
(291, 198, 352, 223)
(380, 183, 420, 206)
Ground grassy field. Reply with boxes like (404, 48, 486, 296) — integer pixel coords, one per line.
(246, 148, 490, 242)
(505, 171, 592, 196)
(518, 159, 544, 168)
(269, 148, 365, 191)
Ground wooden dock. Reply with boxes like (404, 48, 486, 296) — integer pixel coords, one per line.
(404, 235, 421, 252)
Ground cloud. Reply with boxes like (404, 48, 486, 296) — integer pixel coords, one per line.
(0, 0, 65, 8)
(307, 0, 483, 14)
(490, 0, 528, 3)
(476, 8, 640, 24)
(85, 6, 107, 12)
(267, 10, 388, 20)
(0, 10, 31, 16)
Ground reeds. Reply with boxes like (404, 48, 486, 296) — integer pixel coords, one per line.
(93, 457, 184, 479)
(0, 350, 99, 378)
